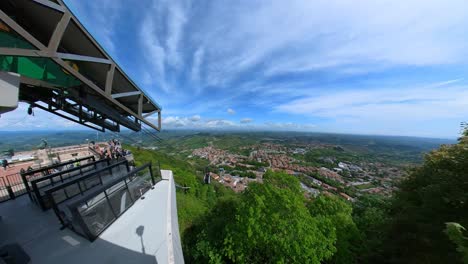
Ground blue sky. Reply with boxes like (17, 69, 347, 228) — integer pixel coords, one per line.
(2, 0, 468, 138)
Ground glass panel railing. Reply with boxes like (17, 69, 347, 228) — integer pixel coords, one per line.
(45, 160, 129, 226)
(63, 163, 155, 241)
(28, 158, 110, 210)
(20, 155, 96, 201)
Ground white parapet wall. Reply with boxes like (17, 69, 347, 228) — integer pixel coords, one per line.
(161, 170, 184, 264)
(0, 72, 20, 114)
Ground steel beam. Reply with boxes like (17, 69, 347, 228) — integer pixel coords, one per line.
(138, 95, 143, 116)
(0, 10, 46, 50)
(32, 103, 105, 132)
(0, 3, 162, 131)
(112, 91, 142, 99)
(51, 57, 158, 131)
(56, 52, 111, 64)
(143, 110, 158, 118)
(0, 48, 44, 57)
(48, 12, 71, 52)
(31, 0, 66, 13)
(105, 64, 115, 95)
(158, 111, 161, 130)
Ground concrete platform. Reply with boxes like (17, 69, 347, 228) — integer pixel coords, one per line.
(0, 170, 183, 264)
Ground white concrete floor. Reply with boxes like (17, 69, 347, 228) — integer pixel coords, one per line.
(0, 170, 182, 264)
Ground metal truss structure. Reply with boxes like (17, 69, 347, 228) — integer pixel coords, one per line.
(0, 0, 162, 132)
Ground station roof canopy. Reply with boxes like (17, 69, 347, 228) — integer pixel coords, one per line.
(0, 0, 162, 132)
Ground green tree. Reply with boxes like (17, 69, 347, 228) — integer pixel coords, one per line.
(186, 171, 337, 263)
(352, 194, 391, 263)
(382, 131, 468, 263)
(308, 195, 360, 264)
(445, 223, 468, 263)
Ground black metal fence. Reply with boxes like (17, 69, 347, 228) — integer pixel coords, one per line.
(64, 163, 155, 241)
(29, 158, 112, 210)
(45, 160, 130, 226)
(0, 156, 95, 203)
(21, 155, 96, 200)
(0, 173, 28, 202)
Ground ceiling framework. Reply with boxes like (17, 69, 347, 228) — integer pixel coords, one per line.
(0, 0, 162, 132)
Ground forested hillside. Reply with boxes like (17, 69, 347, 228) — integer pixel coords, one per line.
(128, 130, 468, 263)
(129, 146, 236, 233)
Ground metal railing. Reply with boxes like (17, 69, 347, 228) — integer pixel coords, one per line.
(20, 155, 96, 201)
(45, 160, 130, 226)
(1, 168, 51, 203)
(0, 173, 28, 202)
(0, 156, 97, 203)
(29, 158, 111, 210)
(63, 163, 156, 241)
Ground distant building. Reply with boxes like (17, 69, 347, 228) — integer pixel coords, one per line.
(223, 175, 232, 183)
(300, 182, 319, 197)
(333, 167, 343, 172)
(292, 148, 306, 154)
(211, 173, 220, 181)
(338, 162, 348, 170)
(339, 192, 354, 202)
(322, 183, 338, 192)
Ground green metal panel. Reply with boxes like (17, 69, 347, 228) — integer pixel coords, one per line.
(0, 55, 81, 87)
(0, 31, 35, 49)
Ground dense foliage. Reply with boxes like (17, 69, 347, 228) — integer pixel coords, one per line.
(130, 131, 468, 263)
(183, 171, 359, 263)
(129, 146, 235, 232)
(378, 132, 468, 263)
(445, 223, 468, 263)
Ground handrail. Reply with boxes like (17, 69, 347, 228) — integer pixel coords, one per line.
(20, 155, 95, 200)
(30, 158, 109, 187)
(30, 158, 111, 210)
(46, 159, 130, 225)
(64, 162, 154, 241)
(21, 155, 95, 177)
(46, 159, 128, 195)
(66, 163, 152, 209)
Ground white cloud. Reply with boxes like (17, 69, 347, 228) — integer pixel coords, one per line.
(138, 0, 190, 93)
(275, 80, 468, 136)
(162, 116, 235, 129)
(165, 0, 190, 69)
(263, 122, 316, 131)
(162, 116, 191, 128)
(190, 47, 205, 92)
(189, 115, 201, 122)
(161, 115, 316, 131)
(183, 0, 468, 87)
(140, 13, 169, 92)
(205, 119, 236, 128)
(277, 82, 468, 119)
(227, 108, 236, 115)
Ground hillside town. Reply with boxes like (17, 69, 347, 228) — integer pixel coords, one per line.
(191, 143, 405, 200)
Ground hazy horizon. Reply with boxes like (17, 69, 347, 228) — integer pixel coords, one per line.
(0, 128, 458, 141)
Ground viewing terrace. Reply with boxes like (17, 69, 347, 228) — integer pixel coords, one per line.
(0, 155, 183, 263)
(0, 0, 181, 262)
